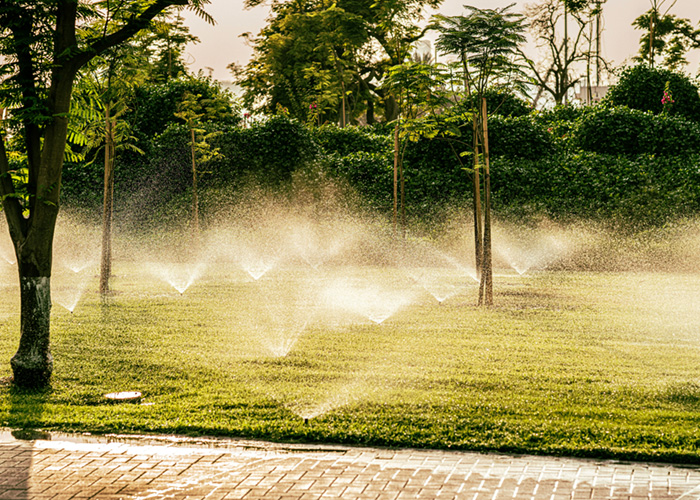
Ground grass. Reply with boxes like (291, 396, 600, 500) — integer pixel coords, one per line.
(2, 259, 700, 463)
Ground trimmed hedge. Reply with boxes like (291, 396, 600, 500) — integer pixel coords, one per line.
(572, 107, 700, 156)
(493, 152, 700, 222)
(59, 90, 700, 226)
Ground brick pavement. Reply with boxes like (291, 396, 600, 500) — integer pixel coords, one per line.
(2, 430, 700, 499)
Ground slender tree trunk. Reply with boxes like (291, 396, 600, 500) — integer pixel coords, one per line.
(649, 9, 656, 67)
(190, 126, 199, 239)
(366, 95, 375, 125)
(341, 80, 347, 128)
(472, 116, 483, 278)
(596, 4, 602, 86)
(563, 3, 569, 104)
(393, 123, 399, 234)
(478, 98, 493, 306)
(399, 142, 406, 238)
(100, 104, 115, 296)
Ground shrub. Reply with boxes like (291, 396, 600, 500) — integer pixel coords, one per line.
(402, 137, 470, 212)
(573, 106, 700, 155)
(493, 152, 700, 222)
(451, 88, 532, 118)
(601, 65, 700, 122)
(311, 125, 391, 156)
(213, 115, 319, 185)
(487, 115, 555, 159)
(324, 151, 393, 210)
(125, 76, 241, 140)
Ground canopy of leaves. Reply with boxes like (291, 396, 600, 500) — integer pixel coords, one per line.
(125, 76, 241, 140)
(235, 0, 442, 123)
(434, 4, 528, 96)
(632, 8, 700, 70)
(601, 65, 700, 122)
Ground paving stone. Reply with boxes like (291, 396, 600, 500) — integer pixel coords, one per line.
(2, 433, 700, 499)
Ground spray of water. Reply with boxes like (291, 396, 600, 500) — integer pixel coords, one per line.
(150, 261, 207, 294)
(320, 277, 416, 324)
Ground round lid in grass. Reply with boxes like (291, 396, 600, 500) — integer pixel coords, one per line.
(104, 391, 142, 402)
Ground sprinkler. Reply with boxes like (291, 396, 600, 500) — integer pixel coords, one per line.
(304, 418, 309, 425)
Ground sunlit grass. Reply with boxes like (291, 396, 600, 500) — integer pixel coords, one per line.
(1, 260, 700, 463)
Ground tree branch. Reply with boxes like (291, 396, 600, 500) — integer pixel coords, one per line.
(71, 0, 189, 70)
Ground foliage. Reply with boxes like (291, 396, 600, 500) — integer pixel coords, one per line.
(493, 152, 700, 222)
(236, 0, 443, 123)
(323, 151, 393, 210)
(311, 125, 391, 157)
(632, 6, 700, 70)
(487, 115, 555, 159)
(481, 88, 532, 117)
(212, 115, 319, 186)
(125, 76, 241, 140)
(434, 6, 528, 97)
(601, 65, 700, 122)
(572, 106, 700, 156)
(146, 11, 201, 82)
(381, 61, 451, 120)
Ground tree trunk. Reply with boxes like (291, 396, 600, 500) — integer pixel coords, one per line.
(393, 124, 399, 234)
(384, 95, 399, 122)
(478, 98, 493, 307)
(1, 0, 192, 390)
(100, 104, 115, 296)
(366, 95, 375, 124)
(190, 126, 200, 239)
(11, 274, 53, 388)
(472, 116, 483, 278)
(399, 141, 406, 238)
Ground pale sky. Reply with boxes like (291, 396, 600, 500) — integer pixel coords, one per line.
(182, 0, 700, 82)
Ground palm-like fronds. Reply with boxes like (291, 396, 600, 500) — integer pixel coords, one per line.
(434, 4, 527, 94)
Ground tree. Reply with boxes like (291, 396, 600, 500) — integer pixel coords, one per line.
(435, 4, 527, 306)
(147, 10, 201, 82)
(173, 89, 227, 240)
(382, 61, 450, 234)
(523, 0, 600, 106)
(632, 1, 700, 71)
(0, 0, 211, 389)
(236, 0, 442, 124)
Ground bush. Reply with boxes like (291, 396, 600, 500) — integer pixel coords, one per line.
(324, 151, 393, 210)
(573, 106, 700, 155)
(451, 88, 532, 118)
(493, 152, 700, 222)
(601, 65, 700, 122)
(488, 115, 555, 159)
(311, 125, 391, 156)
(402, 137, 470, 212)
(125, 76, 241, 140)
(213, 115, 319, 185)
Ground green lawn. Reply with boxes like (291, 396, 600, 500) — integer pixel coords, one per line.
(2, 255, 700, 463)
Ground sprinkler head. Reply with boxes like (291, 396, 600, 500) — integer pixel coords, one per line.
(304, 418, 309, 425)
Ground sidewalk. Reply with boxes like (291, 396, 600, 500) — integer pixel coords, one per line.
(2, 430, 700, 499)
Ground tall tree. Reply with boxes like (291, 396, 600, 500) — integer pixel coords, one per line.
(436, 4, 527, 306)
(0, 0, 211, 389)
(382, 60, 450, 234)
(523, 0, 594, 106)
(632, 0, 700, 71)
(236, 0, 441, 123)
